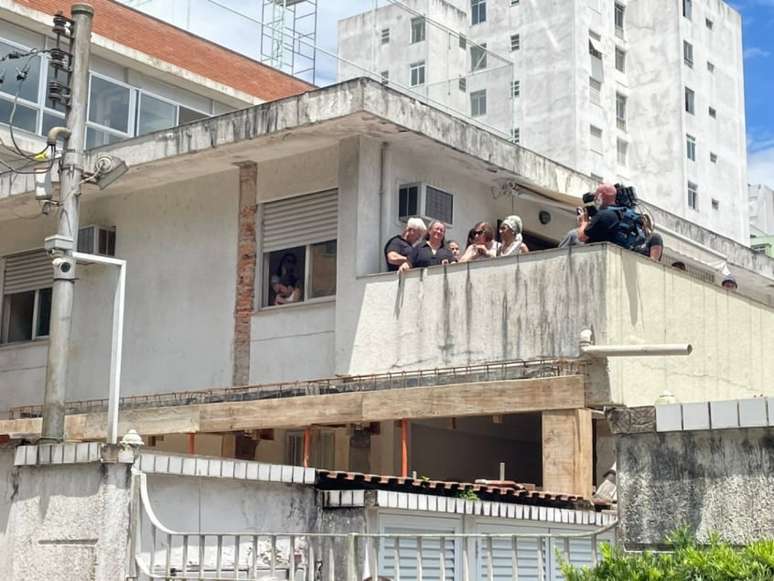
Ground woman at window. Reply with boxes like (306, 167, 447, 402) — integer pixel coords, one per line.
(498, 215, 530, 256)
(271, 253, 302, 305)
(460, 221, 498, 262)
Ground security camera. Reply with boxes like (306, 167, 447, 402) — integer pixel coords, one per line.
(52, 256, 76, 280)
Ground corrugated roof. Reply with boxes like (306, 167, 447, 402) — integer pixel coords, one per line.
(317, 470, 607, 510)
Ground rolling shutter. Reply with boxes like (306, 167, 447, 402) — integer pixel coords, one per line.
(262, 190, 338, 252)
(3, 249, 53, 295)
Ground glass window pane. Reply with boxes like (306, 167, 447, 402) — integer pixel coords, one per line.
(265, 246, 305, 306)
(86, 127, 124, 149)
(2, 291, 35, 343)
(179, 106, 208, 124)
(0, 98, 38, 133)
(36, 287, 52, 338)
(41, 112, 65, 138)
(0, 42, 41, 103)
(138, 93, 177, 135)
(309, 241, 337, 299)
(88, 75, 130, 132)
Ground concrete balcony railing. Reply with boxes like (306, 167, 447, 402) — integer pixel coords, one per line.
(338, 244, 774, 407)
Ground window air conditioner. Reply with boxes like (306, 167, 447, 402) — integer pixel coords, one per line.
(77, 225, 116, 257)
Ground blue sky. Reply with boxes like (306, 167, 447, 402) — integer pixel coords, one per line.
(737, 0, 774, 186)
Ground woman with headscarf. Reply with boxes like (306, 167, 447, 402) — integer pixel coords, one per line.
(498, 215, 530, 256)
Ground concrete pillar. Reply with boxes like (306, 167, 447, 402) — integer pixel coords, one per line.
(232, 162, 258, 386)
(541, 409, 593, 498)
(334, 136, 383, 374)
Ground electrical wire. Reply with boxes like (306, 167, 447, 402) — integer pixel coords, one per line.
(8, 51, 56, 161)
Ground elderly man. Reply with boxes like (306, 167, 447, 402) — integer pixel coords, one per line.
(384, 217, 426, 271)
(577, 183, 622, 244)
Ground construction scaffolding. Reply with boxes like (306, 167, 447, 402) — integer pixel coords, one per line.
(260, 0, 318, 84)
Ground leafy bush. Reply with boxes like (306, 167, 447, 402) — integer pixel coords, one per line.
(561, 529, 774, 581)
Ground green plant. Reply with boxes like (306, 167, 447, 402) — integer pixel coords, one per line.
(456, 488, 479, 502)
(560, 529, 774, 581)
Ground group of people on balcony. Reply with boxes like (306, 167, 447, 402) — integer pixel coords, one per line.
(384, 214, 530, 273)
(384, 183, 662, 273)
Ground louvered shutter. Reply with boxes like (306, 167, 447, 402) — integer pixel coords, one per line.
(3, 249, 53, 295)
(262, 190, 338, 252)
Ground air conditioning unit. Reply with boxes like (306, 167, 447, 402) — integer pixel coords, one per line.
(77, 224, 116, 257)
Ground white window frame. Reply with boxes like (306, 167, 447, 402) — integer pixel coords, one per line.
(510, 34, 520, 51)
(511, 127, 520, 144)
(589, 77, 601, 105)
(683, 41, 693, 68)
(616, 93, 627, 131)
(511, 79, 520, 98)
(0, 36, 46, 136)
(409, 61, 426, 87)
(410, 17, 426, 44)
(590, 125, 603, 153)
(686, 134, 696, 161)
(380, 70, 389, 83)
(685, 87, 695, 114)
(397, 182, 455, 225)
(683, 0, 692, 20)
(471, 0, 487, 25)
(470, 89, 487, 117)
(0, 249, 52, 345)
(614, 3, 625, 39)
(617, 138, 628, 166)
(262, 240, 337, 309)
(688, 181, 698, 210)
(86, 71, 136, 145)
(615, 47, 626, 73)
(381, 28, 390, 44)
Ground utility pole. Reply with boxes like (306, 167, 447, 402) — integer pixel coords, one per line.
(40, 4, 94, 443)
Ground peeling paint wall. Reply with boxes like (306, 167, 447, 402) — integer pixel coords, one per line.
(339, 245, 608, 375)
(617, 427, 774, 547)
(0, 458, 133, 581)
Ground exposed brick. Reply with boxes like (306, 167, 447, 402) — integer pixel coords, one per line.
(18, 0, 312, 101)
(232, 162, 257, 386)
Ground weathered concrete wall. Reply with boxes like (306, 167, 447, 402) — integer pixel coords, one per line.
(146, 472, 322, 533)
(0, 170, 240, 412)
(605, 245, 774, 406)
(617, 427, 774, 547)
(0, 457, 133, 581)
(339, 245, 607, 375)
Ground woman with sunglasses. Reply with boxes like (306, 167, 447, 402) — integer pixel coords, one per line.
(460, 221, 498, 262)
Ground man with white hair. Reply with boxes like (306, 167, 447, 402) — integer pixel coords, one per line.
(384, 217, 426, 271)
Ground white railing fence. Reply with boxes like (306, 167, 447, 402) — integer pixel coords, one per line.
(128, 472, 616, 581)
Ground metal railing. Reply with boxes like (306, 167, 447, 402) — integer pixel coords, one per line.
(129, 471, 616, 581)
(12, 357, 586, 419)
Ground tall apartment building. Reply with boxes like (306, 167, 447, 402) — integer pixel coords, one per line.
(338, 0, 748, 244)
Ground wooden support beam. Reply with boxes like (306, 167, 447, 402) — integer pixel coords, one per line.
(541, 409, 593, 498)
(0, 375, 585, 441)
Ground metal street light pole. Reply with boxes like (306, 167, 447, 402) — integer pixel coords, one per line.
(40, 3, 94, 443)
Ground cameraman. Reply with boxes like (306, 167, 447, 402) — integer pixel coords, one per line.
(577, 183, 620, 244)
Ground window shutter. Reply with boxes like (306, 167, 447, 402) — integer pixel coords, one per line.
(262, 190, 338, 252)
(3, 249, 53, 295)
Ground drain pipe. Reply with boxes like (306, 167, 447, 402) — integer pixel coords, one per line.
(378, 142, 388, 259)
(579, 329, 692, 357)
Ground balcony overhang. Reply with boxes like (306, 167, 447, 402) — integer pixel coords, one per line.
(0, 77, 588, 222)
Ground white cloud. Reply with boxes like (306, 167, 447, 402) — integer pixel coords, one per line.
(748, 146, 774, 188)
(744, 46, 771, 59)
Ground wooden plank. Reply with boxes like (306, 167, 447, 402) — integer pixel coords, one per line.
(541, 408, 593, 498)
(0, 376, 584, 439)
(359, 376, 584, 421)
